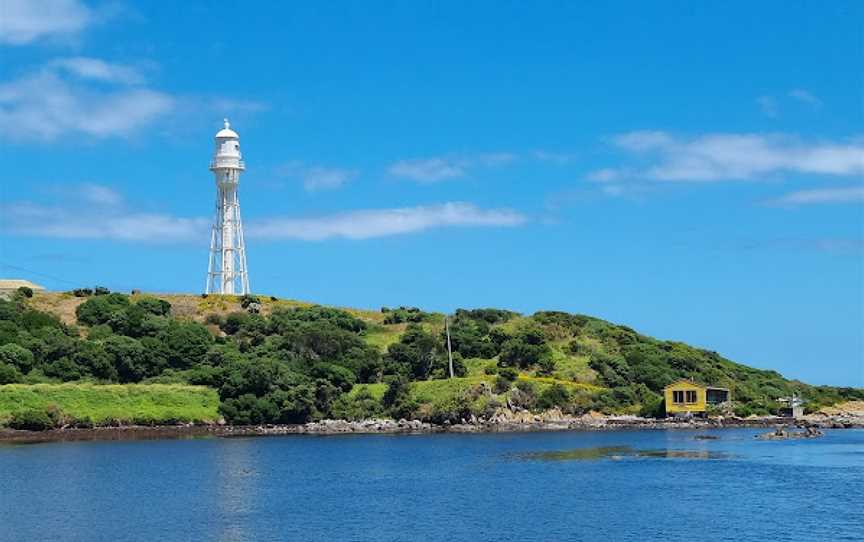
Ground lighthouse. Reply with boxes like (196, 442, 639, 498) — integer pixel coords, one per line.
(205, 119, 250, 295)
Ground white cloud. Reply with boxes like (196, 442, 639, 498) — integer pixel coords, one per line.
(247, 203, 527, 241)
(388, 158, 467, 182)
(788, 89, 823, 109)
(0, 0, 93, 45)
(2, 187, 525, 242)
(1, 183, 208, 242)
(533, 150, 576, 164)
(301, 167, 356, 191)
(49, 57, 144, 84)
(769, 186, 864, 206)
(757, 96, 779, 118)
(388, 153, 518, 183)
(209, 98, 270, 114)
(0, 61, 174, 140)
(276, 161, 357, 192)
(1, 201, 209, 243)
(589, 131, 864, 182)
(586, 168, 624, 183)
(80, 183, 123, 206)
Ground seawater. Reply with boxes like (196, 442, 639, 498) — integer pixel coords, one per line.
(1, 428, 862, 542)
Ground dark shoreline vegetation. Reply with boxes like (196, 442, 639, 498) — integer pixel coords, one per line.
(1, 287, 862, 432)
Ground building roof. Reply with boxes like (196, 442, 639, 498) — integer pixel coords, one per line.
(663, 378, 730, 392)
(0, 279, 45, 291)
(215, 118, 239, 139)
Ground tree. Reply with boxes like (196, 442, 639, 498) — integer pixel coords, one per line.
(8, 406, 64, 430)
(16, 286, 33, 298)
(0, 343, 35, 373)
(537, 383, 571, 410)
(311, 362, 356, 392)
(384, 323, 447, 380)
(75, 293, 130, 326)
(156, 322, 213, 369)
(135, 297, 172, 317)
(382, 375, 416, 418)
(269, 306, 367, 334)
(0, 362, 23, 384)
(103, 335, 162, 382)
(72, 341, 117, 381)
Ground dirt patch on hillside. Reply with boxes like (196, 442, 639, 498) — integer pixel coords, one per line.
(28, 292, 387, 327)
(820, 401, 864, 417)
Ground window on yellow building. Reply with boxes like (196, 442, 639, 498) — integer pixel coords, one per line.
(672, 390, 684, 404)
(686, 390, 697, 403)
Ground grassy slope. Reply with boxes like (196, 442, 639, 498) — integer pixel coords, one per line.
(0, 383, 220, 425)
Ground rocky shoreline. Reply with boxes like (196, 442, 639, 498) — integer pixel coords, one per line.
(2, 409, 862, 444)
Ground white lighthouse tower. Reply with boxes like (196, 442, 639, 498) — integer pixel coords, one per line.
(205, 119, 250, 295)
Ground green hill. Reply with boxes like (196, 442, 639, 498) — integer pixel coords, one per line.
(0, 288, 860, 428)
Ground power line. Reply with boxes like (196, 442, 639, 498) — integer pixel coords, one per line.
(0, 261, 138, 293)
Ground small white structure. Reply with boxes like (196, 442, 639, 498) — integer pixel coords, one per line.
(205, 119, 251, 295)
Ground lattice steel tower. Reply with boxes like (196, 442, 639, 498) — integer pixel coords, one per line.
(206, 119, 250, 295)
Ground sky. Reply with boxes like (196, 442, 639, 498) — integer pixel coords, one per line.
(0, 0, 862, 386)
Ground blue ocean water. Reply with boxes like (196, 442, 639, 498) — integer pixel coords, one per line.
(1, 428, 862, 542)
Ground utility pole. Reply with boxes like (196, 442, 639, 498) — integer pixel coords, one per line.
(445, 316, 454, 378)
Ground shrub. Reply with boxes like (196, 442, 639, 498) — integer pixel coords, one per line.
(239, 294, 260, 309)
(536, 384, 571, 410)
(536, 356, 556, 376)
(0, 362, 23, 384)
(16, 286, 34, 298)
(8, 406, 65, 431)
(494, 367, 518, 394)
(135, 297, 171, 317)
(383, 375, 417, 418)
(330, 388, 383, 421)
(94, 286, 110, 296)
(384, 324, 448, 380)
(498, 367, 518, 381)
(383, 306, 428, 325)
(499, 337, 551, 369)
(509, 381, 537, 410)
(76, 293, 131, 326)
(493, 375, 512, 394)
(0, 343, 35, 373)
(204, 313, 224, 326)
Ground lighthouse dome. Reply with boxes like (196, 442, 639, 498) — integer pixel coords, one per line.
(215, 118, 239, 139)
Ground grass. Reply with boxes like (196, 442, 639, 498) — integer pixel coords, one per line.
(363, 324, 406, 352)
(347, 382, 388, 400)
(517, 375, 603, 393)
(548, 340, 598, 383)
(410, 375, 494, 404)
(0, 383, 220, 426)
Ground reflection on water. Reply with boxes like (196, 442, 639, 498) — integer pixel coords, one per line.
(216, 439, 259, 542)
(513, 445, 733, 461)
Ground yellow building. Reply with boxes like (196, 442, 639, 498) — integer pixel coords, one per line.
(663, 379, 730, 417)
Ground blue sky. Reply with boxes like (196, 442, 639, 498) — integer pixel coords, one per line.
(1, 1, 862, 386)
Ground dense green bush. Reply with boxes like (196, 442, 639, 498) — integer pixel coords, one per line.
(8, 405, 65, 430)
(0, 362, 23, 384)
(536, 383, 571, 410)
(16, 286, 34, 298)
(76, 293, 131, 326)
(330, 388, 384, 420)
(498, 325, 552, 369)
(0, 343, 35, 373)
(382, 306, 428, 324)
